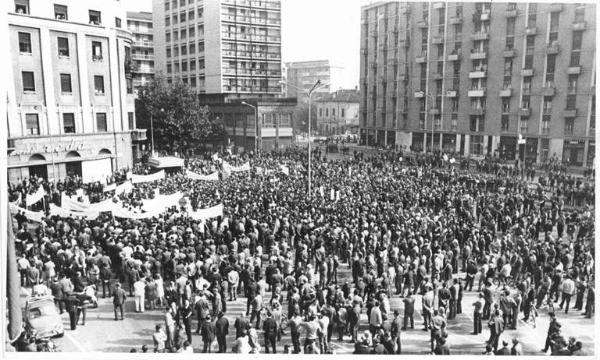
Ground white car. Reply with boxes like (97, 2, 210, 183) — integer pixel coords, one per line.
(24, 295, 64, 338)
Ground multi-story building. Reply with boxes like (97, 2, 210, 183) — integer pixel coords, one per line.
(152, 0, 282, 97)
(359, 2, 596, 168)
(6, 0, 146, 183)
(127, 11, 155, 92)
(285, 60, 345, 99)
(315, 89, 360, 135)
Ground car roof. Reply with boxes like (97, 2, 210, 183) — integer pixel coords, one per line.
(26, 295, 54, 306)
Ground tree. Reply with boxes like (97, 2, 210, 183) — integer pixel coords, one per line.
(291, 100, 317, 135)
(135, 75, 225, 156)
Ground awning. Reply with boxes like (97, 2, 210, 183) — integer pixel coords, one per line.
(148, 156, 184, 169)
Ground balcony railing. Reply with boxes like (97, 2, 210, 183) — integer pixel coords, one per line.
(542, 86, 555, 96)
(469, 70, 487, 78)
(568, 66, 581, 75)
(572, 21, 587, 31)
(470, 31, 489, 41)
(564, 109, 577, 117)
(499, 89, 512, 97)
(131, 129, 147, 142)
(470, 51, 487, 60)
(503, 49, 516, 57)
(134, 40, 153, 47)
(468, 88, 486, 97)
(546, 43, 560, 54)
(521, 68, 534, 77)
(525, 27, 537, 35)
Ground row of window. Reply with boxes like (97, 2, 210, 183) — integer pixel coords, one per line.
(25, 111, 134, 136)
(165, 8, 204, 26)
(18, 32, 105, 61)
(318, 108, 346, 118)
(21, 71, 106, 95)
(166, 25, 204, 42)
(167, 59, 205, 73)
(13, 1, 122, 28)
(166, 42, 205, 57)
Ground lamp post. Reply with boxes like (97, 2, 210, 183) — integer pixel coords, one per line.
(416, 91, 436, 153)
(241, 101, 259, 153)
(281, 80, 328, 197)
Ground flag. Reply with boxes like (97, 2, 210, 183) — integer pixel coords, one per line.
(25, 185, 45, 206)
(7, 208, 23, 343)
(279, 165, 289, 176)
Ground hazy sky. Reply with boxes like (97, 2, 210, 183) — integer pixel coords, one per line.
(125, 0, 372, 89)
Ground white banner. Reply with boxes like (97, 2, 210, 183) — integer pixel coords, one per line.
(9, 193, 22, 207)
(9, 203, 44, 222)
(61, 194, 115, 213)
(111, 206, 162, 220)
(279, 165, 289, 175)
(103, 183, 117, 193)
(188, 204, 224, 221)
(49, 204, 100, 220)
(132, 170, 165, 184)
(25, 186, 45, 206)
(142, 192, 183, 213)
(114, 181, 133, 195)
(186, 170, 219, 181)
(223, 162, 250, 173)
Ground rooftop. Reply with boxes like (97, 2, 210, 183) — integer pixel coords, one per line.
(127, 11, 153, 21)
(316, 89, 360, 103)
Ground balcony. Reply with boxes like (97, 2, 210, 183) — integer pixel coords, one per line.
(433, 2, 444, 9)
(417, 20, 428, 28)
(429, 108, 441, 115)
(431, 72, 443, 80)
(519, 108, 531, 116)
(503, 49, 516, 57)
(469, 70, 487, 78)
(522, 87, 531, 95)
(542, 86, 555, 96)
(521, 68, 534, 77)
(546, 43, 560, 54)
(480, 12, 490, 21)
(470, 51, 487, 60)
(134, 40, 154, 48)
(132, 53, 153, 60)
(131, 129, 147, 142)
(414, 91, 424, 98)
(572, 21, 587, 31)
(447, 52, 460, 61)
(549, 3, 563, 12)
(506, 9, 518, 18)
(525, 27, 537, 35)
(568, 66, 581, 75)
(564, 109, 577, 117)
(468, 89, 486, 97)
(432, 36, 444, 44)
(449, 16, 462, 25)
(470, 108, 485, 115)
(415, 55, 427, 63)
(499, 88, 512, 97)
(446, 90, 458, 97)
(471, 32, 489, 41)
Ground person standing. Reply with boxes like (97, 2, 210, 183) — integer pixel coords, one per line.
(133, 278, 146, 313)
(113, 282, 126, 321)
(234, 312, 250, 339)
(559, 275, 575, 314)
(164, 307, 176, 351)
(215, 312, 229, 353)
(511, 338, 523, 355)
(181, 299, 193, 344)
(402, 290, 415, 330)
(201, 315, 216, 353)
(583, 283, 594, 318)
(489, 310, 504, 353)
(390, 310, 402, 354)
(422, 285, 434, 330)
(542, 312, 560, 353)
(289, 311, 303, 353)
(369, 300, 383, 337)
(153, 324, 167, 353)
(472, 292, 484, 335)
(64, 294, 79, 330)
(263, 311, 278, 353)
(433, 336, 450, 355)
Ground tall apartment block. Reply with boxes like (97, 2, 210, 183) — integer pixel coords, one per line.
(359, 2, 596, 168)
(127, 11, 155, 91)
(285, 60, 345, 99)
(152, 0, 282, 97)
(6, 0, 146, 183)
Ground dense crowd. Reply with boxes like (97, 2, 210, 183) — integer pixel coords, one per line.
(10, 146, 594, 355)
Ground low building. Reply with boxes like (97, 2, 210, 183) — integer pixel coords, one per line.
(7, 0, 146, 183)
(315, 89, 360, 136)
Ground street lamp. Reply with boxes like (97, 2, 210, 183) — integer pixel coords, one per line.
(415, 90, 436, 153)
(241, 101, 259, 153)
(281, 79, 328, 197)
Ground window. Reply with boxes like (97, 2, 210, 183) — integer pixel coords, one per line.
(181, 44, 186, 55)
(15, 0, 29, 14)
(189, 43, 195, 54)
(181, 60, 187, 72)
(60, 73, 72, 93)
(341, 108, 345, 117)
(22, 71, 35, 92)
(115, 17, 122, 28)
(198, 41, 204, 52)
(502, 99, 510, 113)
(520, 118, 529, 133)
(189, 59, 195, 71)
(542, 115, 550, 134)
(165, 1, 169, 11)
(26, 114, 39, 135)
(180, 29, 186, 39)
(319, 108, 322, 117)
(501, 115, 509, 131)
(549, 12, 559, 32)
(503, 76, 511, 89)
(505, 36, 514, 50)
(546, 54, 556, 75)
(568, 75, 578, 92)
(564, 118, 574, 135)
(166, 47, 171, 58)
(543, 97, 553, 113)
(166, 32, 171, 42)
(165, 16, 170, 26)
(198, 59, 204, 68)
(470, 135, 484, 155)
(190, 77, 196, 87)
(332, 108, 336, 116)
(189, 26, 195, 38)
(572, 31, 583, 50)
(58, 37, 69, 56)
(173, 31, 178, 41)
(189, 10, 195, 21)
(172, 14, 178, 23)
(325, 108, 328, 117)
(521, 95, 530, 109)
(92, 41, 102, 61)
(173, 45, 178, 57)
(504, 59, 513, 75)
(94, 75, 105, 95)
(18, 32, 31, 53)
(63, 113, 75, 133)
(96, 113, 107, 132)
(198, 7, 203, 18)
(180, 0, 185, 6)
(570, 52, 580, 67)
(89, 10, 101, 25)
(506, 18, 515, 36)
(566, 94, 577, 110)
(524, 54, 533, 69)
(167, 63, 172, 73)
(126, 78, 132, 94)
(180, 11, 186, 22)
(574, 5, 585, 23)
(128, 112, 134, 129)
(470, 116, 484, 132)
(54, 4, 68, 20)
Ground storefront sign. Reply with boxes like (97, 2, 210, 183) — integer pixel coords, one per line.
(10, 139, 85, 156)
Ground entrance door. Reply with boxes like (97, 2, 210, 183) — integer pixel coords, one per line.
(66, 161, 82, 177)
(28, 165, 47, 180)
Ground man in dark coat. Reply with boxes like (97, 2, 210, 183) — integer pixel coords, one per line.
(234, 312, 250, 338)
(215, 312, 229, 353)
(390, 310, 402, 354)
(402, 290, 415, 329)
(201, 315, 216, 353)
(112, 282, 127, 320)
(542, 312, 560, 353)
(263, 311, 278, 353)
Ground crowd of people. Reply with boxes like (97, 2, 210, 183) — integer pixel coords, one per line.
(9, 146, 595, 355)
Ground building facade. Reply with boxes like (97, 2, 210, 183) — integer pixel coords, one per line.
(359, 2, 596, 168)
(7, 0, 146, 183)
(315, 89, 360, 135)
(152, 0, 282, 97)
(127, 11, 155, 92)
(285, 60, 345, 100)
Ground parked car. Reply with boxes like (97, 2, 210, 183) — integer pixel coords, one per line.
(23, 295, 64, 338)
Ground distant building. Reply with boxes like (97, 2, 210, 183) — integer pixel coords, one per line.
(285, 60, 344, 100)
(7, 0, 145, 183)
(127, 11, 155, 92)
(315, 89, 360, 136)
(359, 2, 596, 168)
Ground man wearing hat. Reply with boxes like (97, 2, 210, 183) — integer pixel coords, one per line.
(542, 312, 560, 353)
(496, 340, 511, 355)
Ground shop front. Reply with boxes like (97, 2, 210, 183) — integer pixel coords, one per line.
(563, 140, 585, 167)
(442, 133, 457, 153)
(524, 138, 538, 163)
(412, 132, 424, 152)
(498, 136, 517, 161)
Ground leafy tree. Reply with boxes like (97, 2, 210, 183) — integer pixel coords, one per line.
(135, 75, 225, 157)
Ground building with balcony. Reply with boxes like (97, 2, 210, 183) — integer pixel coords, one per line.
(7, 0, 146, 183)
(315, 89, 360, 136)
(127, 11, 155, 92)
(359, 2, 596, 168)
(152, 0, 282, 97)
(285, 60, 345, 100)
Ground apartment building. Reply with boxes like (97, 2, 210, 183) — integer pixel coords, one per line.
(315, 89, 360, 135)
(7, 0, 146, 183)
(152, 0, 282, 97)
(285, 60, 345, 100)
(127, 11, 155, 91)
(359, 2, 596, 168)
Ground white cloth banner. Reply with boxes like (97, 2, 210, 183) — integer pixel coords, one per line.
(142, 192, 183, 213)
(49, 204, 100, 220)
(188, 204, 224, 221)
(10, 193, 22, 207)
(61, 193, 90, 212)
(61, 194, 115, 213)
(111, 206, 162, 220)
(114, 181, 133, 195)
(132, 170, 165, 184)
(223, 162, 250, 173)
(26, 186, 45, 206)
(103, 183, 117, 193)
(9, 203, 44, 222)
(186, 170, 219, 181)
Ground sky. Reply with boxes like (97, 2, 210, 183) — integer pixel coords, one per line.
(125, 0, 373, 89)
